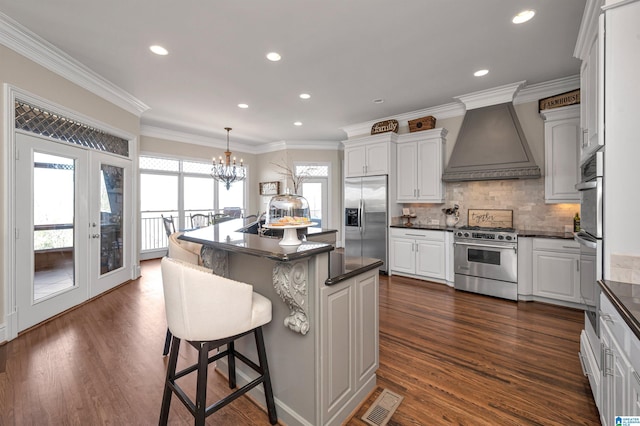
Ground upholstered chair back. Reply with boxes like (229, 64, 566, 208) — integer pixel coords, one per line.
(161, 257, 269, 341)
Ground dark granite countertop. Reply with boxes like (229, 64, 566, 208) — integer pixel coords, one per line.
(599, 280, 640, 341)
(517, 230, 576, 239)
(325, 252, 383, 286)
(179, 219, 333, 262)
(390, 224, 455, 232)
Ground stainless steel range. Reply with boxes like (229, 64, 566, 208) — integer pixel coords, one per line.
(453, 226, 518, 301)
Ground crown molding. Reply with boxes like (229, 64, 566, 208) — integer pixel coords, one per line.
(539, 104, 580, 121)
(514, 75, 580, 105)
(0, 12, 149, 117)
(454, 81, 526, 110)
(141, 125, 234, 151)
(141, 125, 341, 154)
(340, 102, 463, 139)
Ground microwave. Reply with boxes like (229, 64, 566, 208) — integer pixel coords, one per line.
(575, 150, 603, 239)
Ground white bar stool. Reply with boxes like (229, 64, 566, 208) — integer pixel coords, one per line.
(159, 257, 278, 425)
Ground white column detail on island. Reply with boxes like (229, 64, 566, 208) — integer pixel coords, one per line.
(273, 261, 309, 335)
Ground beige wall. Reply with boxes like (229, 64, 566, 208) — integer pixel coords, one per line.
(1, 45, 140, 324)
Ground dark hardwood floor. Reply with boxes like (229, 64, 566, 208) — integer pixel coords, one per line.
(0, 259, 600, 425)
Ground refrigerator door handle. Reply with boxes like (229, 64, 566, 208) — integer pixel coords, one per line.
(360, 199, 365, 233)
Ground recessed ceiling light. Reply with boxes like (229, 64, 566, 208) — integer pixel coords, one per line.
(299, 93, 311, 100)
(294, 121, 302, 126)
(149, 45, 168, 56)
(474, 69, 489, 77)
(266, 52, 281, 61)
(238, 103, 249, 109)
(373, 99, 384, 104)
(512, 10, 535, 24)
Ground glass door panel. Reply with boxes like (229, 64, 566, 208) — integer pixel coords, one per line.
(90, 152, 132, 297)
(15, 133, 89, 332)
(33, 152, 76, 300)
(99, 164, 124, 275)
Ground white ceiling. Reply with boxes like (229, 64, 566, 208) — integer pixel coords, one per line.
(0, 0, 586, 147)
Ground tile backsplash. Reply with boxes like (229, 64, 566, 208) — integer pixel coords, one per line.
(610, 254, 640, 284)
(402, 179, 579, 232)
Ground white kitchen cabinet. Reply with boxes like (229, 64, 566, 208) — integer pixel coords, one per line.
(579, 330, 602, 413)
(389, 228, 445, 282)
(343, 133, 396, 178)
(395, 129, 446, 203)
(540, 105, 580, 203)
(580, 34, 602, 163)
(532, 239, 582, 304)
(575, 0, 604, 164)
(600, 292, 634, 425)
(320, 267, 379, 424)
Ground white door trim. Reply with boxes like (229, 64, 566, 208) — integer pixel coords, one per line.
(2, 84, 139, 342)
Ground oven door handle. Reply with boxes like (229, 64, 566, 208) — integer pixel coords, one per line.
(454, 241, 517, 251)
(575, 181, 597, 191)
(574, 232, 597, 249)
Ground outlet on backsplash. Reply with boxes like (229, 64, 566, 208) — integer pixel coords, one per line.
(429, 219, 440, 225)
(610, 254, 640, 284)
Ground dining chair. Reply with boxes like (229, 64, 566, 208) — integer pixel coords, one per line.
(190, 213, 209, 228)
(161, 214, 175, 238)
(159, 257, 278, 425)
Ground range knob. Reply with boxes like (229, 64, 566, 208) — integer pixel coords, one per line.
(456, 232, 462, 237)
(463, 232, 470, 238)
(497, 235, 504, 240)
(506, 236, 512, 241)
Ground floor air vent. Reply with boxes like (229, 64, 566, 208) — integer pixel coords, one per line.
(361, 389, 404, 426)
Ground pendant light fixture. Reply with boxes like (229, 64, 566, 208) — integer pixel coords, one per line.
(211, 127, 246, 190)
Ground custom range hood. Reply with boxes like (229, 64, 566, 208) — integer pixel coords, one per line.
(442, 81, 540, 182)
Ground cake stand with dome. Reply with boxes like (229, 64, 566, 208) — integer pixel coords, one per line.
(265, 191, 315, 246)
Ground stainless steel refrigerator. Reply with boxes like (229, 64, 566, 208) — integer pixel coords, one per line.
(345, 175, 388, 272)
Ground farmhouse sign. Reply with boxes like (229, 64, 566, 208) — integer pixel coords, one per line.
(538, 89, 580, 111)
(371, 119, 399, 135)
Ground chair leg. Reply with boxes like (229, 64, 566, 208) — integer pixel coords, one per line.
(227, 341, 237, 389)
(162, 329, 172, 356)
(195, 342, 210, 426)
(159, 336, 180, 425)
(254, 327, 278, 425)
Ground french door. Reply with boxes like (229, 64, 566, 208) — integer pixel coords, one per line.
(15, 132, 132, 332)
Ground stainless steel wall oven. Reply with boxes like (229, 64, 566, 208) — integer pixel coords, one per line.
(575, 148, 603, 367)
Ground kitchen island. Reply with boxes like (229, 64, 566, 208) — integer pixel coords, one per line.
(179, 219, 382, 426)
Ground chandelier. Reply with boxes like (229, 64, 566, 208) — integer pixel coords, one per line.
(211, 127, 246, 190)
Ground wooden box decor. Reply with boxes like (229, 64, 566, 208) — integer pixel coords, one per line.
(408, 115, 436, 133)
(371, 119, 399, 135)
(468, 209, 513, 228)
(538, 89, 580, 111)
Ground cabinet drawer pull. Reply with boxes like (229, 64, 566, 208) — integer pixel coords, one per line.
(578, 351, 590, 377)
(603, 348, 614, 377)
